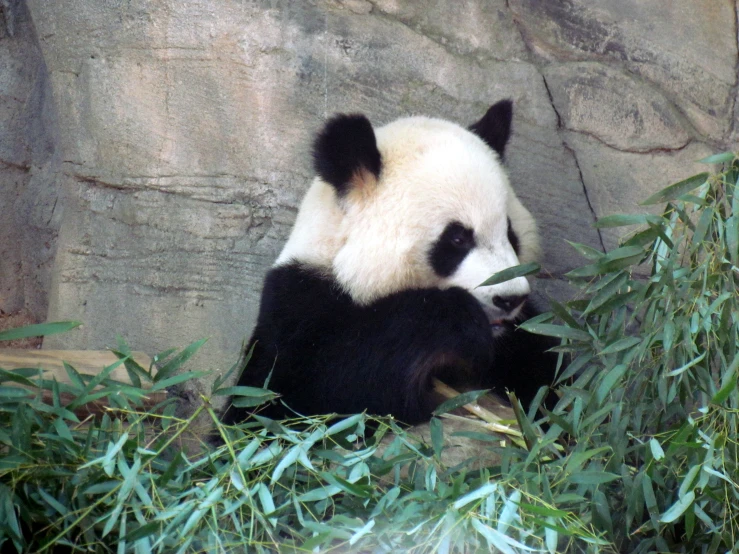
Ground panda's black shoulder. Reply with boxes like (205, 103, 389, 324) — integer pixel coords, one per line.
(262, 261, 336, 293)
(255, 262, 352, 326)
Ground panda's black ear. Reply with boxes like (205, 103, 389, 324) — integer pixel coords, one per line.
(469, 99, 513, 160)
(313, 114, 382, 197)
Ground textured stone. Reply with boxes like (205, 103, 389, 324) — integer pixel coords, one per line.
(506, 119, 603, 274)
(369, 0, 528, 61)
(509, 0, 738, 140)
(544, 63, 691, 152)
(565, 134, 714, 249)
(0, 1, 60, 322)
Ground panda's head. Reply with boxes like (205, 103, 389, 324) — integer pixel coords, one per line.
(276, 100, 540, 330)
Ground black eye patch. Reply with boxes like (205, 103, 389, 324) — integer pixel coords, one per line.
(429, 221, 476, 278)
(507, 218, 520, 255)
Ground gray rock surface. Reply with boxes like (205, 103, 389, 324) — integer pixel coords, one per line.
(0, 1, 60, 323)
(544, 62, 691, 152)
(509, 0, 738, 139)
(566, 136, 714, 250)
(3, 0, 737, 376)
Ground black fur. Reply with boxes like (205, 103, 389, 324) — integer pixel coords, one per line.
(313, 114, 382, 196)
(221, 264, 558, 426)
(492, 301, 560, 410)
(469, 99, 513, 159)
(428, 221, 476, 278)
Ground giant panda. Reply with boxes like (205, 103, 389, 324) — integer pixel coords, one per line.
(221, 100, 558, 426)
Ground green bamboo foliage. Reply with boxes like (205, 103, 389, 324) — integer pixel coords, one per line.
(520, 153, 739, 552)
(0, 155, 737, 552)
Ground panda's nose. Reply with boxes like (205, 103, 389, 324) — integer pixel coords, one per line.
(492, 294, 528, 314)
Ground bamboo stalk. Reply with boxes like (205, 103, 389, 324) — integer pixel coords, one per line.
(432, 377, 521, 437)
(439, 412, 523, 440)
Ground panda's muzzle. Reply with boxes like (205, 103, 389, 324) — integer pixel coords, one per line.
(492, 294, 527, 313)
(487, 293, 528, 329)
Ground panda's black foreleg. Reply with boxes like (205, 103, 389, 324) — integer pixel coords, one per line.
(345, 286, 495, 424)
(486, 306, 561, 413)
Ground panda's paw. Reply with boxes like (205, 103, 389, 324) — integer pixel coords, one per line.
(430, 287, 490, 326)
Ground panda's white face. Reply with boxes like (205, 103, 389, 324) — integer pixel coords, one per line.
(276, 103, 540, 327)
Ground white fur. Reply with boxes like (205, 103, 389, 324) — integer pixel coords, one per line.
(276, 115, 540, 320)
(276, 180, 343, 269)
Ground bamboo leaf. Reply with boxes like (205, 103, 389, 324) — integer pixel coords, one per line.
(665, 352, 707, 377)
(155, 338, 207, 381)
(271, 445, 301, 483)
(569, 472, 620, 485)
(649, 439, 665, 461)
(452, 482, 499, 509)
(660, 491, 695, 523)
(698, 152, 735, 164)
(429, 417, 443, 457)
(472, 517, 537, 552)
(149, 370, 209, 391)
(595, 214, 662, 228)
(0, 321, 81, 341)
(478, 262, 540, 287)
(545, 517, 558, 554)
(518, 323, 591, 342)
(348, 519, 375, 546)
(325, 414, 363, 436)
(641, 173, 709, 205)
(599, 337, 641, 356)
(711, 373, 737, 405)
(566, 241, 603, 261)
(433, 389, 489, 416)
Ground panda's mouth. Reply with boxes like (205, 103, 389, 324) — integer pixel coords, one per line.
(487, 310, 518, 327)
(477, 300, 523, 333)
(489, 317, 515, 335)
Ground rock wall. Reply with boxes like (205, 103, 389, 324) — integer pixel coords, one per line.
(4, 0, 737, 367)
(0, 1, 60, 337)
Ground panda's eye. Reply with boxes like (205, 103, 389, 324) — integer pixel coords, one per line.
(429, 221, 477, 277)
(447, 224, 474, 249)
